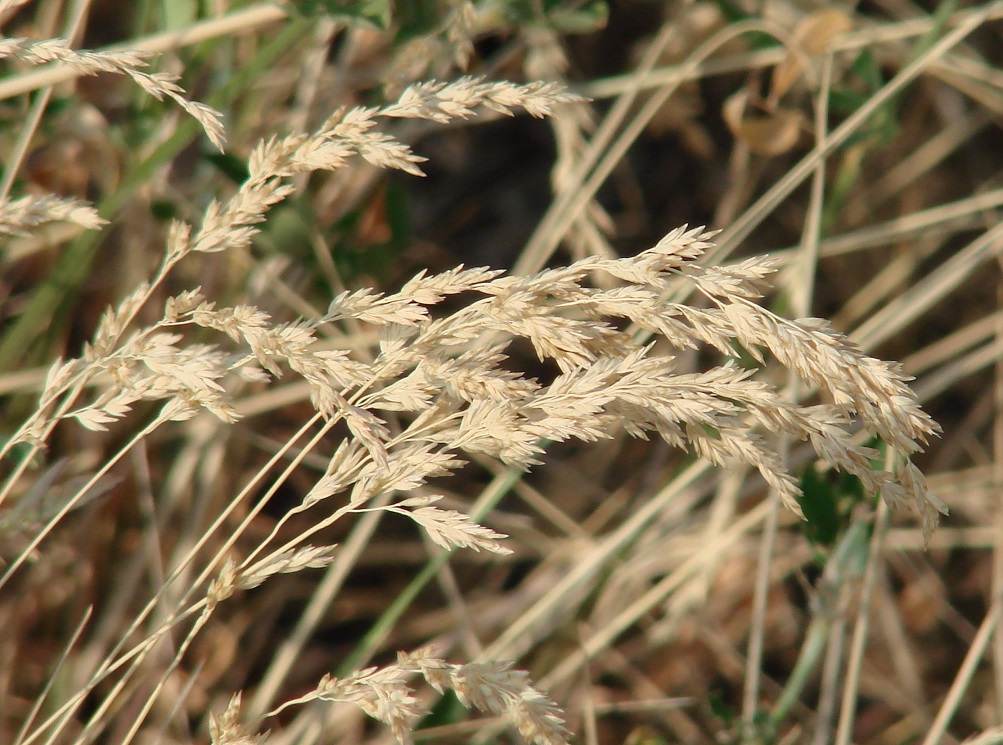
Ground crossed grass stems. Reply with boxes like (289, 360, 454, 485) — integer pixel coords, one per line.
(1, 2, 999, 744)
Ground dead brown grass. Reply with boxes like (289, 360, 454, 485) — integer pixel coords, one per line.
(3, 2, 1003, 745)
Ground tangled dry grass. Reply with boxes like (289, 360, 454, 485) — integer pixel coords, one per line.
(2, 1, 1003, 744)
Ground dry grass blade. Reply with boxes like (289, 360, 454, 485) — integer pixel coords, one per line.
(3, 1, 999, 744)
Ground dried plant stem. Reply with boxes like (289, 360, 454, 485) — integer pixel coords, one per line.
(245, 491, 393, 721)
(515, 18, 788, 276)
(747, 50, 832, 731)
(111, 592, 225, 745)
(773, 187, 1003, 261)
(0, 0, 87, 200)
(854, 219, 1003, 351)
(0, 2, 288, 101)
(0, 6, 960, 739)
(540, 496, 773, 691)
(709, 1, 1002, 266)
(921, 599, 1001, 745)
(834, 498, 889, 745)
(340, 466, 526, 676)
(12, 607, 92, 745)
(583, 5, 1003, 99)
(812, 613, 847, 745)
(742, 488, 782, 731)
(994, 277, 1003, 718)
(0, 412, 168, 589)
(0, 17, 309, 374)
(486, 459, 712, 663)
(16, 412, 325, 745)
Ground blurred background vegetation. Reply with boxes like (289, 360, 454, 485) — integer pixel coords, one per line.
(3, 1, 1003, 743)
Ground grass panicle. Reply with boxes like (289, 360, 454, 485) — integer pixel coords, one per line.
(3, 2, 996, 744)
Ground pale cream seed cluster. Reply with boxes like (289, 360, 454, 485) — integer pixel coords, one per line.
(0, 23, 945, 745)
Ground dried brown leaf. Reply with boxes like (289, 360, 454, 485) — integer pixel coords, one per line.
(723, 90, 805, 155)
(772, 8, 853, 98)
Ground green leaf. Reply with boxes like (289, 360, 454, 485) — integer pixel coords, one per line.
(708, 694, 735, 728)
(394, 0, 445, 40)
(546, 0, 608, 34)
(417, 689, 466, 731)
(322, 183, 413, 284)
(289, 0, 391, 28)
(797, 447, 876, 552)
(383, 181, 413, 249)
(151, 199, 178, 221)
(797, 465, 842, 548)
(849, 48, 883, 91)
(255, 202, 314, 262)
(163, 0, 198, 30)
(204, 152, 250, 185)
(709, 0, 780, 49)
(710, 0, 749, 24)
(827, 88, 869, 117)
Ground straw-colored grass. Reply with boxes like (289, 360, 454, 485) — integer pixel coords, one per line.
(2, 1, 1003, 744)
